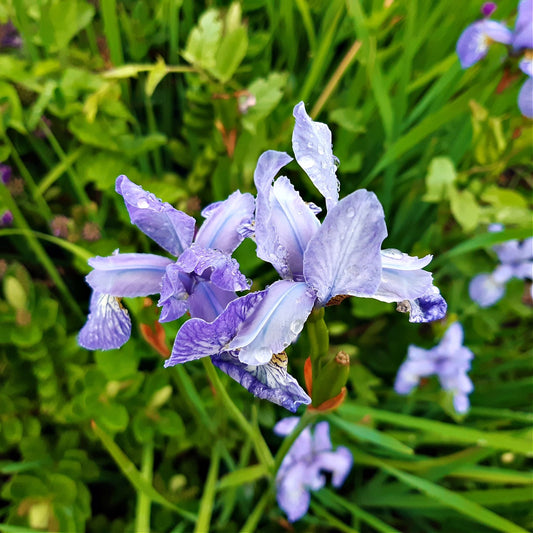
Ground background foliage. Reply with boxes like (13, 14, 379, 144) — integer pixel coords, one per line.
(0, 0, 531, 532)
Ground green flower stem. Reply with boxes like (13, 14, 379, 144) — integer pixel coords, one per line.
(144, 92, 163, 176)
(0, 188, 84, 320)
(38, 120, 93, 210)
(194, 443, 221, 533)
(306, 307, 330, 404)
(134, 440, 154, 533)
(202, 358, 274, 470)
(238, 488, 272, 533)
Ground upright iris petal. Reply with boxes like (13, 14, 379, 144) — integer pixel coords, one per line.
(512, 0, 533, 50)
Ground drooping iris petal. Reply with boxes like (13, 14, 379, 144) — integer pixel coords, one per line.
(158, 263, 190, 322)
(256, 176, 321, 280)
(86, 253, 172, 297)
(188, 281, 236, 322)
(116, 175, 195, 257)
(176, 244, 250, 292)
(164, 291, 266, 366)
(276, 461, 312, 523)
(512, 0, 533, 49)
(194, 190, 255, 254)
(518, 77, 533, 119)
(314, 447, 353, 487)
(407, 288, 448, 323)
(292, 102, 339, 210)
(312, 421, 332, 452)
(469, 273, 505, 307)
(372, 268, 434, 303)
(304, 190, 387, 305)
(228, 280, 316, 366)
(78, 292, 131, 350)
(274, 416, 300, 437)
(211, 351, 311, 412)
(456, 20, 512, 68)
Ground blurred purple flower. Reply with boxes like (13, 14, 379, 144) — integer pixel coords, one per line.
(481, 2, 497, 17)
(0, 164, 12, 184)
(512, 0, 533, 50)
(274, 417, 352, 522)
(1, 210, 13, 227)
(469, 224, 533, 307)
(395, 323, 474, 414)
(79, 175, 254, 350)
(0, 21, 22, 49)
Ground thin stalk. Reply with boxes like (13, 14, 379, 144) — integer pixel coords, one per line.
(134, 441, 154, 533)
(202, 359, 274, 470)
(0, 188, 84, 320)
(311, 40, 362, 119)
(3, 135, 52, 221)
(144, 92, 163, 176)
(194, 443, 221, 533)
(238, 489, 272, 533)
(39, 121, 92, 209)
(294, 0, 316, 52)
(11, 0, 40, 62)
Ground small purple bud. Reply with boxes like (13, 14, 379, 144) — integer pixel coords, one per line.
(1, 210, 13, 227)
(0, 164, 12, 185)
(481, 2, 497, 17)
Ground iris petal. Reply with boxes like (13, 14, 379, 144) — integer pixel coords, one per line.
(87, 253, 171, 297)
(304, 190, 387, 305)
(194, 190, 255, 254)
(292, 102, 339, 210)
(116, 175, 195, 257)
(211, 351, 311, 412)
(469, 273, 505, 307)
(518, 77, 533, 119)
(228, 280, 316, 366)
(78, 292, 131, 350)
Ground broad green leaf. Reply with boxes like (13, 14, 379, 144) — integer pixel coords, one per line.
(423, 157, 456, 202)
(449, 187, 480, 233)
(145, 57, 168, 97)
(330, 415, 414, 455)
(217, 465, 268, 491)
(183, 10, 222, 72)
(212, 27, 248, 82)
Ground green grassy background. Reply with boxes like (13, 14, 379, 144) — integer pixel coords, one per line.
(0, 1, 532, 532)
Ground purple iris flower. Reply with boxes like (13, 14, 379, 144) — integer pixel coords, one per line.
(1, 210, 13, 227)
(274, 417, 352, 523)
(1, 164, 12, 184)
(164, 102, 445, 411)
(518, 57, 533, 118)
(456, 10, 512, 68)
(469, 224, 533, 307)
(79, 174, 254, 350)
(512, 0, 533, 50)
(0, 21, 22, 49)
(395, 322, 474, 414)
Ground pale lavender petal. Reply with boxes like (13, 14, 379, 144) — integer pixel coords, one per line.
(456, 20, 512, 68)
(513, 0, 533, 49)
(519, 58, 533, 77)
(276, 462, 311, 523)
(87, 253, 171, 297)
(408, 288, 448, 323)
(253, 150, 299, 278)
(315, 447, 353, 487)
(518, 238, 533, 261)
(188, 281, 236, 322)
(257, 176, 320, 280)
(518, 77, 533, 119)
(492, 264, 515, 284)
(292, 102, 339, 210)
(176, 244, 250, 292)
(513, 261, 533, 280)
(437, 322, 465, 354)
(158, 263, 190, 322)
(165, 291, 265, 366)
(494, 239, 525, 264)
(228, 280, 316, 366)
(469, 273, 505, 307)
(274, 417, 301, 436)
(313, 421, 332, 452)
(78, 292, 131, 350)
(372, 268, 434, 303)
(279, 428, 314, 467)
(453, 393, 470, 414)
(211, 352, 311, 412)
(380, 249, 433, 270)
(304, 190, 387, 305)
(116, 175, 195, 257)
(194, 191, 255, 254)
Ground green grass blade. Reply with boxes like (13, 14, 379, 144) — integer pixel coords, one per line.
(194, 444, 221, 533)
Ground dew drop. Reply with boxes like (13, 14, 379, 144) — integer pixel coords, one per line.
(381, 248, 403, 259)
(290, 319, 304, 335)
(299, 156, 315, 170)
(307, 142, 313, 149)
(346, 207, 355, 218)
(317, 146, 325, 155)
(137, 199, 149, 208)
(333, 156, 340, 168)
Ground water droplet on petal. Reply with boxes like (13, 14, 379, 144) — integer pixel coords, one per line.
(299, 156, 315, 170)
(307, 142, 313, 148)
(346, 207, 355, 218)
(381, 248, 404, 259)
(318, 146, 325, 155)
(333, 156, 340, 168)
(290, 319, 304, 335)
(137, 199, 149, 208)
